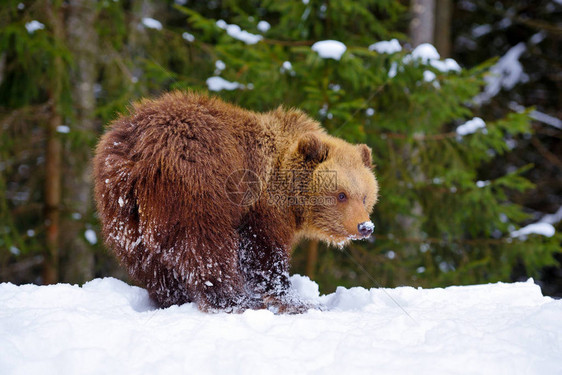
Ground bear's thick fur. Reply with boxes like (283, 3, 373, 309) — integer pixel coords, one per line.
(94, 91, 378, 313)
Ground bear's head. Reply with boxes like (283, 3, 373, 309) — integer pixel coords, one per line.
(294, 133, 379, 247)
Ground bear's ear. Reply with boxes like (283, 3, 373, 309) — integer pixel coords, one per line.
(297, 133, 329, 164)
(357, 144, 373, 168)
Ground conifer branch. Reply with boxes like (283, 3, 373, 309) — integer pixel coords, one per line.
(375, 235, 512, 246)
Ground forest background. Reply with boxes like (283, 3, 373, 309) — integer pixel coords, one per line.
(1, 0, 561, 297)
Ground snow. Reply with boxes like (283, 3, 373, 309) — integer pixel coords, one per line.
(429, 58, 461, 73)
(56, 125, 70, 134)
(216, 20, 263, 45)
(311, 40, 347, 60)
(509, 102, 562, 130)
(541, 206, 562, 225)
(511, 223, 556, 239)
(510, 206, 560, 240)
(423, 70, 436, 82)
(471, 24, 492, 38)
(1, 276, 561, 375)
(280, 61, 294, 75)
(498, 18, 512, 30)
(411, 43, 440, 62)
(206, 76, 243, 91)
(84, 229, 97, 245)
(407, 44, 460, 73)
(530, 32, 546, 45)
(25, 20, 44, 34)
(369, 39, 402, 54)
(475, 43, 527, 104)
(182, 32, 195, 42)
(388, 62, 398, 78)
(528, 110, 562, 129)
(257, 20, 270, 33)
(476, 180, 490, 188)
(363, 221, 375, 231)
(215, 60, 226, 71)
(329, 83, 341, 92)
(386, 42, 461, 79)
(456, 117, 486, 136)
(141, 17, 163, 30)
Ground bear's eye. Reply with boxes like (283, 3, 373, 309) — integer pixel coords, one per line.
(363, 196, 366, 205)
(337, 192, 347, 202)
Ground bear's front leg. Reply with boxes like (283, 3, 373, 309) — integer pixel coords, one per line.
(238, 212, 314, 314)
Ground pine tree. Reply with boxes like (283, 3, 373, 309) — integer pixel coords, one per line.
(450, 0, 562, 294)
(1, 0, 72, 282)
(0, 0, 171, 283)
(171, 0, 560, 292)
(1, 0, 559, 294)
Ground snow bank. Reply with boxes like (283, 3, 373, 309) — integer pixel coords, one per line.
(1, 276, 561, 375)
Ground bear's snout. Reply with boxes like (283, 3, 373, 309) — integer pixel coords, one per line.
(358, 221, 374, 237)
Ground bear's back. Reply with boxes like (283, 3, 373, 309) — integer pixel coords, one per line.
(93, 92, 275, 258)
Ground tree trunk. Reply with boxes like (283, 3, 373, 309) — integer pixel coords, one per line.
(128, 0, 157, 96)
(434, 0, 452, 57)
(42, 1, 64, 284)
(0, 52, 6, 86)
(402, 3, 436, 263)
(62, 0, 98, 283)
(43, 111, 62, 284)
(305, 240, 319, 279)
(410, 0, 436, 47)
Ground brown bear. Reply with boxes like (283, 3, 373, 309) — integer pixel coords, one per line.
(93, 91, 378, 313)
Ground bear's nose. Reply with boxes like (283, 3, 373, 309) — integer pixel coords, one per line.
(358, 221, 374, 237)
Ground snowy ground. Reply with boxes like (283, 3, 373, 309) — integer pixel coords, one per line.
(1, 276, 561, 375)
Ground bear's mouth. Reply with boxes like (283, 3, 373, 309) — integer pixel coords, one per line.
(328, 232, 370, 248)
(347, 233, 372, 241)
